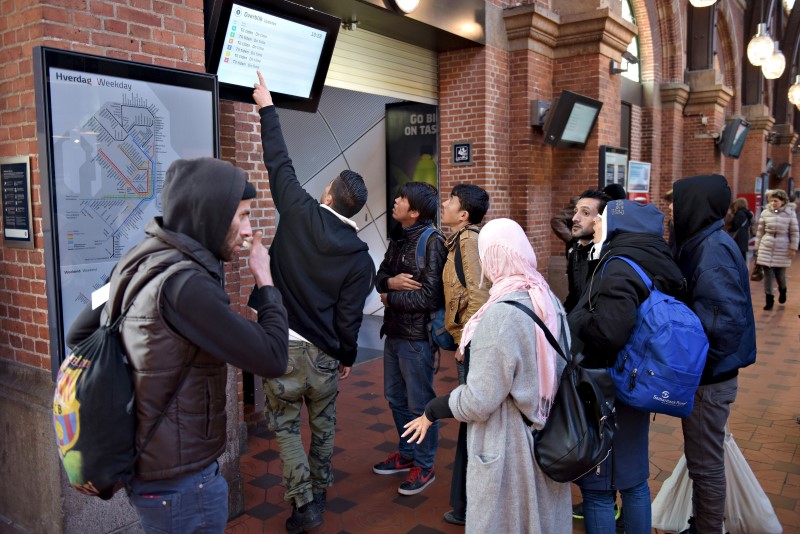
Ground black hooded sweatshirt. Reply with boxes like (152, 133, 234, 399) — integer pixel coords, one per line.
(258, 106, 375, 367)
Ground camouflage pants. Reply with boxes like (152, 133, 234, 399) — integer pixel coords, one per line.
(263, 341, 339, 508)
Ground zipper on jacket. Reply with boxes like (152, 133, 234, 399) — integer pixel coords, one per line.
(617, 353, 628, 372)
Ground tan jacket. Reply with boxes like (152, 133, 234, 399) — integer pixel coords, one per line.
(443, 225, 491, 345)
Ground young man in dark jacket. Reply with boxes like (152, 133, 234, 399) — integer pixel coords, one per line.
(67, 157, 289, 532)
(672, 174, 757, 534)
(253, 72, 375, 532)
(373, 181, 447, 496)
(569, 199, 685, 533)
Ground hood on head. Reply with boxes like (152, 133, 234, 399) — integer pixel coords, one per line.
(604, 199, 665, 241)
(673, 174, 730, 243)
(162, 157, 247, 259)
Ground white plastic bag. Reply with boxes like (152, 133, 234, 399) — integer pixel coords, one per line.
(723, 431, 782, 534)
(652, 455, 692, 532)
(651, 431, 782, 534)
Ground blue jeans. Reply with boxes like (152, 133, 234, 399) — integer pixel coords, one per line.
(127, 461, 228, 533)
(383, 337, 439, 469)
(581, 480, 651, 534)
(682, 376, 738, 534)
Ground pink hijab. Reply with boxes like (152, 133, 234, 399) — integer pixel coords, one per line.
(459, 218, 560, 419)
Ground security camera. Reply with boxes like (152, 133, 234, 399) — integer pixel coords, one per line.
(622, 51, 639, 64)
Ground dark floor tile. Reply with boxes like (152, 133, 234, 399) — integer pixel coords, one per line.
(374, 441, 398, 454)
(253, 448, 280, 462)
(367, 422, 394, 433)
(392, 494, 429, 509)
(362, 406, 386, 415)
(406, 526, 446, 534)
(437, 437, 457, 450)
(333, 446, 345, 455)
(332, 468, 351, 482)
(439, 375, 458, 383)
(250, 472, 282, 489)
(353, 380, 376, 387)
(252, 427, 275, 440)
(246, 501, 284, 520)
(327, 497, 357, 514)
(358, 392, 380, 400)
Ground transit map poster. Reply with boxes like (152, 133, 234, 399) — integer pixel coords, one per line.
(34, 47, 219, 369)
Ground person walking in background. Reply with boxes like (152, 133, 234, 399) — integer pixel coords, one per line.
(727, 197, 754, 262)
(67, 157, 290, 533)
(374, 181, 447, 496)
(253, 72, 375, 533)
(672, 174, 757, 534)
(755, 189, 798, 310)
(403, 218, 572, 534)
(568, 199, 685, 534)
(439, 184, 491, 525)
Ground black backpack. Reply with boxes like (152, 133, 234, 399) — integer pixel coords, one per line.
(503, 301, 617, 483)
(53, 262, 197, 499)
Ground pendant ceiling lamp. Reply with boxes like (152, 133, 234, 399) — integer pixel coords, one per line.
(689, 0, 718, 6)
(761, 41, 786, 79)
(747, 23, 775, 66)
(789, 76, 800, 106)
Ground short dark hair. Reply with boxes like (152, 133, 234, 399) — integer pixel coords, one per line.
(330, 170, 368, 218)
(451, 184, 490, 224)
(398, 181, 438, 223)
(578, 189, 612, 214)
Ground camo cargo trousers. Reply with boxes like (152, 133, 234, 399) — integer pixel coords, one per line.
(263, 340, 339, 508)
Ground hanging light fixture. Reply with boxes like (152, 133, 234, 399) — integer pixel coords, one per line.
(789, 76, 800, 106)
(784, 0, 795, 14)
(761, 41, 786, 79)
(747, 23, 775, 66)
(689, 0, 717, 6)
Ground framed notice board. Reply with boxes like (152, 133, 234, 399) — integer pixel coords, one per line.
(33, 46, 220, 372)
(1, 156, 34, 249)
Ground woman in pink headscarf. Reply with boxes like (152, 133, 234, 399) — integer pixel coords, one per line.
(403, 218, 571, 534)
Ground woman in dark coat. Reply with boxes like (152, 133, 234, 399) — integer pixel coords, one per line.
(727, 197, 753, 261)
(568, 200, 685, 534)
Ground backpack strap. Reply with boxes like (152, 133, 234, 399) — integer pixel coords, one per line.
(502, 301, 567, 363)
(415, 225, 439, 271)
(454, 227, 479, 288)
(601, 256, 654, 291)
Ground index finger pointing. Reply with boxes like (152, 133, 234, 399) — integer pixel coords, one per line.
(257, 70, 265, 86)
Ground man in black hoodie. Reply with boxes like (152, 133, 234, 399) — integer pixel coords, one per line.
(672, 174, 756, 534)
(253, 72, 375, 532)
(67, 157, 289, 532)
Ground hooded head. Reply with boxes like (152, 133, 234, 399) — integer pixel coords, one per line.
(672, 174, 730, 243)
(162, 157, 255, 260)
(601, 199, 664, 243)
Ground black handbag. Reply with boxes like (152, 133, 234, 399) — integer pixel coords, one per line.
(503, 301, 617, 483)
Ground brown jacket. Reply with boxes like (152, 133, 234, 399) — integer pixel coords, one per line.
(443, 225, 491, 345)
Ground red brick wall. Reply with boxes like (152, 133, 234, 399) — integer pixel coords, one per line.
(0, 0, 208, 371)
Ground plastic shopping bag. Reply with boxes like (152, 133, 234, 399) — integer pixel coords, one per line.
(652, 455, 692, 533)
(652, 430, 782, 534)
(723, 431, 782, 534)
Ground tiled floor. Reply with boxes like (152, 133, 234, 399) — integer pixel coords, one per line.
(227, 259, 800, 534)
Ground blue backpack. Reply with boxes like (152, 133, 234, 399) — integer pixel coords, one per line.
(602, 256, 709, 418)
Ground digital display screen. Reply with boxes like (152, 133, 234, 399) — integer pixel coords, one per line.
(215, 3, 326, 99)
(206, 0, 340, 112)
(561, 103, 600, 144)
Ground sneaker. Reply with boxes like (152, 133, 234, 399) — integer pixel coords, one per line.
(679, 516, 696, 534)
(443, 510, 466, 525)
(572, 502, 584, 519)
(615, 503, 622, 521)
(398, 466, 435, 495)
(312, 491, 326, 514)
(373, 453, 413, 474)
(285, 502, 323, 534)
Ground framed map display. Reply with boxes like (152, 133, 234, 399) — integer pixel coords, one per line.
(33, 47, 219, 370)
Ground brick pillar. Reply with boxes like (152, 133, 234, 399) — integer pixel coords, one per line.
(503, 4, 635, 280)
(682, 70, 733, 178)
(658, 83, 689, 209)
(738, 105, 774, 204)
(767, 124, 797, 191)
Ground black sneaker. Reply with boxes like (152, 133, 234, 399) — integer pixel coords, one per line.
(373, 452, 413, 474)
(285, 502, 323, 534)
(572, 502, 584, 519)
(679, 516, 697, 534)
(312, 491, 326, 514)
(398, 466, 435, 495)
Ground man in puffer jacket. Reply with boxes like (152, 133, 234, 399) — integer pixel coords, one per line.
(373, 181, 447, 496)
(672, 174, 757, 534)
